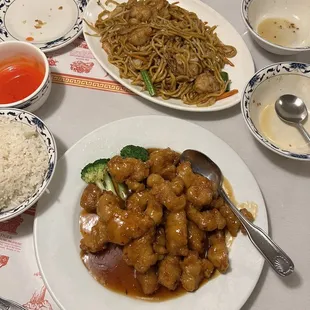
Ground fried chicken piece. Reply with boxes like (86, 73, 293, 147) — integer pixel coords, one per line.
(176, 161, 196, 188)
(80, 217, 108, 253)
(165, 210, 188, 256)
(177, 162, 215, 209)
(126, 191, 149, 212)
(125, 179, 145, 192)
(240, 208, 254, 234)
(123, 229, 158, 273)
(97, 190, 122, 220)
(219, 204, 240, 237)
(80, 184, 102, 213)
(153, 227, 167, 256)
(158, 255, 181, 290)
(211, 196, 225, 209)
(211, 197, 241, 236)
(145, 200, 163, 225)
(186, 204, 226, 231)
(180, 251, 204, 292)
(188, 221, 206, 255)
(127, 191, 163, 225)
(202, 258, 215, 279)
(208, 230, 229, 273)
(186, 175, 214, 208)
(97, 191, 154, 245)
(147, 174, 186, 212)
(148, 148, 180, 180)
(179, 251, 215, 292)
(136, 267, 159, 295)
(170, 176, 185, 195)
(108, 156, 150, 192)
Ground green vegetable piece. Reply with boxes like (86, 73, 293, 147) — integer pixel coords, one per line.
(141, 70, 156, 97)
(81, 158, 116, 194)
(120, 145, 149, 162)
(117, 183, 129, 200)
(220, 71, 231, 92)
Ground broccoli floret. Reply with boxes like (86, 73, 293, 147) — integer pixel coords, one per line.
(81, 158, 116, 194)
(81, 158, 129, 200)
(120, 145, 149, 162)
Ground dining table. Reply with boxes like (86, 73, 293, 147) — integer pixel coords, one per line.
(0, 0, 309, 309)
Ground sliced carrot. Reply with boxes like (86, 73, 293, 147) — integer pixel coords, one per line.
(128, 54, 146, 61)
(216, 89, 238, 101)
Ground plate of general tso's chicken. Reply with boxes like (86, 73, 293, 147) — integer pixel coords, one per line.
(34, 116, 268, 310)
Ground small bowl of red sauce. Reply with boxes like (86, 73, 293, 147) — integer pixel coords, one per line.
(0, 41, 51, 112)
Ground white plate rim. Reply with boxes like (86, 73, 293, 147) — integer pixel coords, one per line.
(0, 0, 88, 52)
(83, 0, 255, 112)
(34, 115, 268, 310)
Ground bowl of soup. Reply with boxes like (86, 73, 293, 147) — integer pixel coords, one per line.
(241, 0, 310, 55)
(0, 41, 51, 112)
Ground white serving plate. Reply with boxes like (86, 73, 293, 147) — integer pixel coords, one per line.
(83, 0, 255, 112)
(0, 0, 87, 52)
(34, 116, 268, 310)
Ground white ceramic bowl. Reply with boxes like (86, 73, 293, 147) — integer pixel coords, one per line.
(0, 41, 51, 112)
(0, 108, 57, 222)
(241, 0, 310, 55)
(241, 62, 310, 161)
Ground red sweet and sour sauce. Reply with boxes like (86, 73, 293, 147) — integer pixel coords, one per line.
(0, 56, 45, 104)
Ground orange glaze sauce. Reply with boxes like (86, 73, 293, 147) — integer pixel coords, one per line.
(81, 245, 219, 301)
(0, 56, 45, 104)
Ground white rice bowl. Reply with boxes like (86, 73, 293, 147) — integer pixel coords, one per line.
(0, 109, 57, 221)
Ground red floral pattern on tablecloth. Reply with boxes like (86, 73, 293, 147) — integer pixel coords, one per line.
(23, 286, 53, 310)
(48, 57, 58, 67)
(70, 61, 94, 74)
(45, 34, 130, 94)
(78, 40, 88, 49)
(0, 255, 9, 268)
(0, 215, 23, 234)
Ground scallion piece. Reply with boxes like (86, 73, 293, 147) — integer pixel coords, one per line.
(141, 70, 156, 97)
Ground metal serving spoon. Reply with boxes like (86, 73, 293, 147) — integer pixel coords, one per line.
(275, 94, 310, 143)
(180, 149, 294, 277)
(0, 297, 26, 310)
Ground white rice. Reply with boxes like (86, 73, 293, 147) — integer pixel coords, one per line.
(0, 116, 49, 210)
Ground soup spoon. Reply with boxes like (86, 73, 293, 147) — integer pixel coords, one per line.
(180, 149, 294, 277)
(275, 94, 310, 143)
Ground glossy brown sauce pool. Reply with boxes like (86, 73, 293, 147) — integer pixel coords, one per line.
(81, 245, 208, 301)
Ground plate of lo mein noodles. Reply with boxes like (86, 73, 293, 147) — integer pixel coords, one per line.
(83, 0, 254, 112)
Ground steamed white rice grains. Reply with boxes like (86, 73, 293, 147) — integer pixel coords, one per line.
(0, 116, 49, 210)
